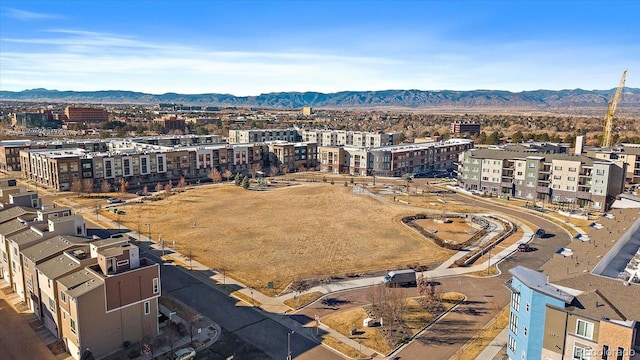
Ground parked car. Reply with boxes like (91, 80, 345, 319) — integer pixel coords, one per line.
(534, 228, 546, 238)
(106, 197, 123, 204)
(517, 243, 530, 252)
(173, 347, 196, 360)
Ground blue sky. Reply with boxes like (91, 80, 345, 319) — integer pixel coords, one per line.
(1, 0, 638, 95)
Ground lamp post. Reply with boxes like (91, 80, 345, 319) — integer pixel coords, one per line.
(287, 331, 295, 360)
(145, 223, 151, 241)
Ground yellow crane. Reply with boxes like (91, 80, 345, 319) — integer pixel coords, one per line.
(602, 70, 627, 148)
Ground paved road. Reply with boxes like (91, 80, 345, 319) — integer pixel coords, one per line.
(142, 247, 343, 360)
(395, 194, 573, 359)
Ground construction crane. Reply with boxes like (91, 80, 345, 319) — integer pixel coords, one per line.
(602, 70, 627, 148)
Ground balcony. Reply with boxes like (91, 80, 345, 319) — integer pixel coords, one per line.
(576, 191, 591, 200)
(536, 186, 551, 194)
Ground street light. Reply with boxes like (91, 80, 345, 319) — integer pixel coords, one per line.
(287, 331, 295, 360)
(145, 223, 151, 241)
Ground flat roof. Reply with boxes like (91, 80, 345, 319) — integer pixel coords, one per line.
(509, 265, 576, 303)
(21, 235, 89, 263)
(37, 249, 90, 280)
(59, 268, 103, 298)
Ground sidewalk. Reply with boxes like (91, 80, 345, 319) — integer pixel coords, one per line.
(474, 328, 508, 360)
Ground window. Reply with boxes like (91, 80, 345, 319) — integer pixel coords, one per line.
(601, 345, 609, 360)
(526, 303, 530, 312)
(576, 319, 594, 339)
(573, 345, 590, 360)
(48, 296, 55, 312)
(524, 326, 528, 336)
(569, 167, 577, 172)
(511, 292, 521, 311)
(153, 278, 159, 294)
(568, 176, 576, 181)
(508, 335, 516, 352)
(509, 312, 519, 334)
(116, 260, 129, 267)
(554, 166, 562, 171)
(60, 291, 66, 303)
(144, 301, 150, 315)
(70, 318, 76, 334)
(616, 347, 624, 360)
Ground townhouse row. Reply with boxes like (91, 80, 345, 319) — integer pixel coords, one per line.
(457, 147, 626, 211)
(6, 134, 473, 192)
(0, 183, 159, 360)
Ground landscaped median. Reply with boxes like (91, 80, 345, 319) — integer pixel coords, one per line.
(320, 291, 464, 356)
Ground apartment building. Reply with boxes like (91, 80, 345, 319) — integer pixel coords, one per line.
(153, 116, 186, 133)
(228, 128, 300, 143)
(12, 110, 62, 129)
(58, 239, 160, 359)
(590, 144, 640, 184)
(64, 106, 109, 124)
(458, 148, 626, 211)
(450, 120, 481, 136)
(300, 129, 399, 147)
(318, 146, 347, 174)
(19, 140, 270, 191)
(506, 213, 640, 360)
(268, 141, 319, 172)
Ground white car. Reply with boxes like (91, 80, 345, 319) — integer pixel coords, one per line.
(106, 197, 123, 204)
(173, 347, 196, 360)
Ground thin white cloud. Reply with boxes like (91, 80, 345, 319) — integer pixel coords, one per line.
(1, 27, 638, 95)
(3, 8, 62, 20)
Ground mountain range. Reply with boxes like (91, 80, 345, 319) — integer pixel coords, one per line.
(1, 88, 639, 111)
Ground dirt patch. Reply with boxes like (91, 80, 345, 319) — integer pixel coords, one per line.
(414, 217, 476, 244)
(47, 340, 67, 355)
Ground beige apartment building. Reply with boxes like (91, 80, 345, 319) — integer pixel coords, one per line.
(590, 144, 640, 184)
(58, 239, 160, 359)
(459, 149, 626, 211)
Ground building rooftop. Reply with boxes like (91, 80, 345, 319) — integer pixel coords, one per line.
(7, 225, 48, 247)
(21, 235, 89, 263)
(59, 268, 103, 298)
(509, 265, 577, 303)
(0, 206, 37, 224)
(0, 219, 29, 235)
(37, 247, 92, 280)
(465, 148, 609, 167)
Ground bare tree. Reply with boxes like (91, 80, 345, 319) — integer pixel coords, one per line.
(164, 180, 173, 198)
(222, 169, 232, 182)
(119, 179, 129, 196)
(269, 165, 279, 178)
(71, 179, 83, 194)
(209, 168, 222, 184)
(140, 335, 155, 359)
(100, 180, 111, 195)
(250, 163, 262, 179)
(141, 185, 149, 196)
(177, 176, 186, 191)
(280, 164, 289, 177)
(289, 279, 310, 299)
(82, 178, 94, 196)
(183, 309, 203, 343)
(155, 181, 163, 193)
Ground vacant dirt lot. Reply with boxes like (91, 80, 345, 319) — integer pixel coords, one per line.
(116, 183, 453, 292)
(414, 217, 476, 244)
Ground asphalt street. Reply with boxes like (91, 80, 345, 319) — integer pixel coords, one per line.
(142, 247, 343, 360)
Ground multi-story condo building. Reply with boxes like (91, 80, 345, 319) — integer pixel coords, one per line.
(19, 140, 270, 191)
(64, 106, 109, 124)
(228, 128, 301, 143)
(590, 144, 640, 184)
(268, 141, 319, 172)
(458, 148, 626, 211)
(450, 121, 481, 137)
(153, 116, 186, 133)
(58, 239, 160, 359)
(12, 110, 62, 129)
(0, 140, 35, 172)
(318, 139, 474, 176)
(506, 214, 640, 360)
(300, 129, 399, 148)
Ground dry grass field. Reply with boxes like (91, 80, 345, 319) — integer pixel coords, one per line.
(115, 183, 453, 292)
